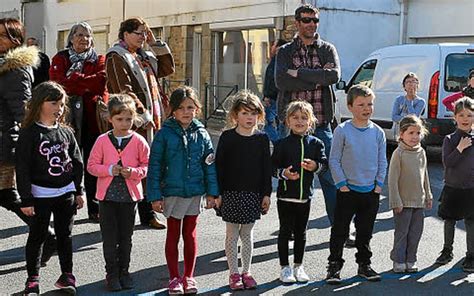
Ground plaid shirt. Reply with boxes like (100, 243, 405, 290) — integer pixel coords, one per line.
(290, 36, 325, 124)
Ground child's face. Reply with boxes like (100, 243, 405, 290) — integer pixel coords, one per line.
(286, 109, 311, 135)
(40, 97, 66, 125)
(454, 108, 473, 133)
(400, 125, 422, 147)
(235, 107, 259, 131)
(109, 110, 134, 136)
(348, 95, 374, 124)
(173, 98, 198, 128)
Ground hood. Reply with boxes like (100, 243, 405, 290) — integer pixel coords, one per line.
(163, 118, 205, 135)
(0, 46, 39, 75)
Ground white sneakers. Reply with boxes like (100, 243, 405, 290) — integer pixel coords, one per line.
(280, 265, 310, 283)
(406, 262, 418, 273)
(393, 262, 406, 273)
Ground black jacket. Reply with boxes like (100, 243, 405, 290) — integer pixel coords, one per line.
(0, 46, 38, 164)
(272, 133, 328, 201)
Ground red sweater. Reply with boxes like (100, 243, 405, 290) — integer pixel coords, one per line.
(50, 50, 108, 135)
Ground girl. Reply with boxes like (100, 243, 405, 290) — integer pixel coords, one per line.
(437, 97, 474, 272)
(391, 72, 426, 123)
(16, 81, 84, 295)
(388, 115, 433, 273)
(147, 86, 219, 295)
(87, 94, 150, 291)
(272, 100, 328, 283)
(215, 90, 272, 290)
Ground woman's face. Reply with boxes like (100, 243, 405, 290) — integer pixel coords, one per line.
(123, 25, 147, 52)
(0, 24, 16, 54)
(71, 26, 92, 53)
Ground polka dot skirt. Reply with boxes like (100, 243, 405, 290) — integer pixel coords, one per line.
(220, 191, 262, 224)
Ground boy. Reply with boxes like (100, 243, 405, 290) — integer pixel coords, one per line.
(326, 84, 387, 284)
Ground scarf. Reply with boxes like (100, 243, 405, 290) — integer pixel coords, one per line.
(66, 47, 98, 77)
(462, 85, 474, 99)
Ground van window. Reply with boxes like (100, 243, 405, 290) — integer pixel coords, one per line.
(445, 54, 474, 92)
(350, 59, 377, 88)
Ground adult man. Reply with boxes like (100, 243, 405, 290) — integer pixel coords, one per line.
(26, 37, 50, 87)
(275, 4, 340, 225)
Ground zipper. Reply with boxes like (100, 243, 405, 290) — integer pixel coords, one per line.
(300, 137, 304, 200)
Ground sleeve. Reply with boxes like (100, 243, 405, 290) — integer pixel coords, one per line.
(442, 92, 463, 112)
(313, 139, 328, 175)
(274, 46, 322, 92)
(442, 135, 463, 168)
(201, 131, 219, 197)
(68, 129, 84, 196)
(422, 151, 433, 201)
(261, 134, 273, 196)
(215, 132, 226, 192)
(328, 126, 347, 188)
(408, 98, 426, 117)
(387, 150, 403, 209)
(4, 69, 31, 122)
(271, 139, 284, 178)
(129, 137, 150, 180)
(150, 42, 175, 78)
(105, 53, 135, 95)
(391, 96, 403, 122)
(263, 59, 278, 100)
(146, 130, 166, 202)
(87, 137, 111, 177)
(15, 129, 34, 206)
(376, 129, 388, 187)
(297, 43, 341, 86)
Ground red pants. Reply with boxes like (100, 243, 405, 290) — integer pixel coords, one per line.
(165, 215, 198, 279)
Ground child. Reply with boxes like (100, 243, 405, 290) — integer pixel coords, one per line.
(146, 86, 219, 295)
(437, 97, 474, 272)
(391, 72, 426, 123)
(326, 84, 387, 284)
(16, 81, 84, 295)
(215, 90, 272, 290)
(388, 115, 433, 273)
(87, 94, 150, 291)
(272, 100, 328, 284)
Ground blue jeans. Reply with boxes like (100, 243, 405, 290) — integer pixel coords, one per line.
(264, 100, 280, 144)
(314, 124, 337, 225)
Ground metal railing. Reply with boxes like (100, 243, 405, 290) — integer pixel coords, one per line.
(161, 78, 191, 95)
(204, 83, 239, 126)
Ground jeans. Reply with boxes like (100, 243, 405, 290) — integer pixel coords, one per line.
(314, 124, 337, 225)
(263, 100, 280, 144)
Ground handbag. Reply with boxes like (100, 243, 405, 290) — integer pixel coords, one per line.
(96, 96, 110, 133)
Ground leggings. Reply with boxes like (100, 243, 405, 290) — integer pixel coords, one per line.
(225, 222, 255, 274)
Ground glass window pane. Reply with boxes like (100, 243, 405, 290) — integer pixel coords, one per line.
(444, 54, 474, 92)
(246, 28, 275, 98)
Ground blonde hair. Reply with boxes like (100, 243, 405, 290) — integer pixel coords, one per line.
(398, 115, 428, 140)
(227, 90, 265, 128)
(285, 100, 316, 133)
(108, 94, 137, 118)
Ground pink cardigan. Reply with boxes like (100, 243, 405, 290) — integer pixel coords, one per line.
(87, 132, 150, 201)
(442, 91, 463, 112)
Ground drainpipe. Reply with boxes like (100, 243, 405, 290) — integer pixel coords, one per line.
(122, 0, 126, 20)
(399, 0, 406, 44)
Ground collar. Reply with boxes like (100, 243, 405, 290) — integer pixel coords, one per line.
(294, 33, 320, 49)
(398, 140, 422, 152)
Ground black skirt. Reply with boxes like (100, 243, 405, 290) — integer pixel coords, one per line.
(217, 190, 263, 224)
(438, 186, 474, 220)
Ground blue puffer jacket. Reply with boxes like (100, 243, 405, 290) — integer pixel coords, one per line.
(147, 118, 219, 201)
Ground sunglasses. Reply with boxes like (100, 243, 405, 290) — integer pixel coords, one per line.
(298, 17, 319, 24)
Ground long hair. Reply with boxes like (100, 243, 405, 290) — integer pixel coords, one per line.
(22, 81, 69, 128)
(0, 18, 25, 49)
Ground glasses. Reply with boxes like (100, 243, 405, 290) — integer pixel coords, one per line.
(405, 80, 419, 85)
(74, 33, 92, 39)
(298, 17, 319, 24)
(131, 31, 147, 37)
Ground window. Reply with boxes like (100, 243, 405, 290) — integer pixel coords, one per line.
(349, 59, 377, 89)
(444, 54, 474, 92)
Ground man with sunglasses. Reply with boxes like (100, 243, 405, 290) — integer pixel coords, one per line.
(274, 4, 340, 280)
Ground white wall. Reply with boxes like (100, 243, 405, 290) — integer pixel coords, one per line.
(0, 0, 21, 18)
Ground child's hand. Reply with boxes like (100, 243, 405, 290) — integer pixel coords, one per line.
(21, 206, 35, 216)
(75, 195, 84, 209)
(261, 195, 271, 215)
(323, 62, 334, 69)
(283, 166, 300, 180)
(339, 186, 350, 192)
(393, 206, 403, 215)
(152, 200, 164, 213)
(426, 199, 433, 210)
(301, 159, 317, 171)
(374, 185, 382, 194)
(457, 136, 472, 153)
(121, 167, 132, 179)
(205, 195, 215, 209)
(112, 165, 122, 176)
(215, 196, 222, 209)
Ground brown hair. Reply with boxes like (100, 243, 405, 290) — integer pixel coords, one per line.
(108, 94, 137, 118)
(169, 86, 202, 117)
(285, 100, 316, 133)
(346, 84, 375, 106)
(22, 81, 68, 128)
(118, 17, 148, 40)
(454, 96, 474, 115)
(295, 4, 319, 19)
(398, 115, 428, 140)
(402, 72, 419, 88)
(0, 18, 25, 48)
(227, 90, 265, 128)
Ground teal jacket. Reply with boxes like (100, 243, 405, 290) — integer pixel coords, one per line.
(146, 118, 219, 201)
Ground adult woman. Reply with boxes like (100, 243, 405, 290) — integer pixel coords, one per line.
(0, 18, 56, 264)
(106, 17, 175, 229)
(50, 22, 108, 222)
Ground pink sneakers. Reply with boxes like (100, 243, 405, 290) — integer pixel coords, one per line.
(229, 273, 244, 290)
(183, 277, 198, 294)
(242, 272, 257, 289)
(168, 277, 184, 295)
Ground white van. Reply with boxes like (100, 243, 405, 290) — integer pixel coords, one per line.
(334, 43, 474, 147)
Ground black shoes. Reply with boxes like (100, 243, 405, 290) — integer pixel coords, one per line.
(325, 262, 342, 285)
(435, 248, 454, 265)
(105, 273, 122, 291)
(119, 270, 134, 290)
(462, 256, 474, 273)
(358, 264, 381, 282)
